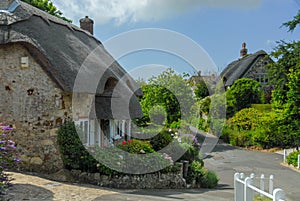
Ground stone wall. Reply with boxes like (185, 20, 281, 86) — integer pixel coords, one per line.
(243, 56, 272, 86)
(0, 43, 71, 173)
(69, 169, 187, 189)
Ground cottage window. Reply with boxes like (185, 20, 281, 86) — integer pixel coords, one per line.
(75, 119, 102, 147)
(256, 73, 268, 85)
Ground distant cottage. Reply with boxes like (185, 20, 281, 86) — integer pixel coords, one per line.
(0, 0, 142, 172)
(221, 43, 273, 89)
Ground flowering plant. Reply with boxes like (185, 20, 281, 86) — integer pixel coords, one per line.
(0, 124, 20, 197)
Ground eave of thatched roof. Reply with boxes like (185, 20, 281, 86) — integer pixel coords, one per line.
(0, 0, 143, 119)
(0, 0, 142, 96)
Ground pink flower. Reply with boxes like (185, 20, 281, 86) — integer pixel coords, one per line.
(140, 149, 145, 154)
(122, 141, 127, 145)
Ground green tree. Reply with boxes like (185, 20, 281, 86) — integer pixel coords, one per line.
(226, 78, 263, 117)
(282, 69, 300, 146)
(21, 0, 72, 22)
(283, 10, 300, 32)
(267, 41, 300, 108)
(139, 68, 195, 126)
(194, 79, 210, 100)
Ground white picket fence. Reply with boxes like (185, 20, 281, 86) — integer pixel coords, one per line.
(234, 173, 286, 201)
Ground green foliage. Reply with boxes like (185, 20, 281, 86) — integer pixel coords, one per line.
(57, 121, 116, 174)
(188, 161, 218, 188)
(194, 78, 210, 100)
(223, 108, 288, 148)
(254, 195, 272, 201)
(229, 108, 263, 131)
(283, 69, 300, 144)
(148, 105, 167, 125)
(150, 130, 173, 151)
(169, 120, 181, 129)
(21, 0, 72, 22)
(286, 151, 300, 167)
(138, 68, 195, 126)
(267, 40, 300, 108)
(179, 143, 203, 164)
(251, 104, 272, 111)
(226, 78, 263, 117)
(118, 139, 154, 154)
(282, 10, 300, 32)
(200, 170, 219, 189)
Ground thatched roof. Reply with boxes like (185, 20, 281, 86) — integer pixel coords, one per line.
(221, 50, 268, 87)
(0, 0, 143, 119)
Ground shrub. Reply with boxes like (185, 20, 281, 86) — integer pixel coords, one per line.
(188, 160, 218, 188)
(57, 121, 117, 175)
(117, 139, 154, 154)
(200, 170, 219, 189)
(251, 104, 272, 111)
(149, 105, 167, 125)
(226, 78, 263, 115)
(179, 143, 203, 164)
(286, 151, 300, 167)
(150, 130, 173, 151)
(229, 108, 263, 131)
(0, 124, 20, 197)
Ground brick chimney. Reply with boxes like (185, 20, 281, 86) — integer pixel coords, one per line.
(240, 42, 248, 58)
(80, 16, 94, 35)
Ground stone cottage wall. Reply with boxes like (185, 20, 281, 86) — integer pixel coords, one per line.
(243, 56, 272, 85)
(0, 43, 72, 173)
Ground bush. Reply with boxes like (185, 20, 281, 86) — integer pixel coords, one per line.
(251, 104, 272, 111)
(149, 105, 167, 125)
(57, 121, 117, 175)
(150, 130, 173, 151)
(286, 151, 300, 167)
(178, 143, 203, 164)
(223, 109, 287, 148)
(188, 161, 218, 188)
(200, 170, 219, 189)
(0, 124, 20, 197)
(118, 139, 154, 154)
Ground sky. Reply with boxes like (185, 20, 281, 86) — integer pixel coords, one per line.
(52, 0, 300, 80)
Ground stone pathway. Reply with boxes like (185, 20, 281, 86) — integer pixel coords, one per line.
(4, 172, 118, 201)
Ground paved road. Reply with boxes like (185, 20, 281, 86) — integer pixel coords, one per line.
(98, 143, 300, 201)
(8, 143, 299, 200)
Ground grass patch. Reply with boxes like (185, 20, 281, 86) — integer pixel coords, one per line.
(254, 195, 272, 201)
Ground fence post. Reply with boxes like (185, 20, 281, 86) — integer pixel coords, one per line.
(260, 174, 265, 196)
(269, 175, 274, 194)
(244, 177, 254, 201)
(297, 154, 300, 168)
(273, 188, 285, 201)
(283, 149, 287, 163)
(234, 173, 242, 201)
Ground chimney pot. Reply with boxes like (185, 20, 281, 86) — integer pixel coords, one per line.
(240, 42, 248, 58)
(80, 16, 94, 35)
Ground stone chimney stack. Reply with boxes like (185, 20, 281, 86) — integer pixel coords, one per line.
(80, 16, 94, 35)
(240, 42, 248, 58)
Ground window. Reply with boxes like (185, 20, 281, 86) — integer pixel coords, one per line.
(75, 119, 101, 147)
(256, 73, 268, 85)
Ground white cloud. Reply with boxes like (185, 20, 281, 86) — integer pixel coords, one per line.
(52, 0, 261, 25)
